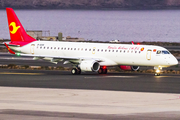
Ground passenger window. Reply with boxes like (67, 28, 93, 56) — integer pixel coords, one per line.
(89, 49, 91, 51)
(47, 47, 49, 49)
(74, 48, 76, 50)
(112, 50, 114, 52)
(156, 50, 161, 54)
(116, 50, 118, 52)
(81, 48, 83, 51)
(109, 50, 111, 52)
(105, 50, 107, 52)
(61, 47, 63, 50)
(101, 49, 103, 52)
(54, 47, 56, 49)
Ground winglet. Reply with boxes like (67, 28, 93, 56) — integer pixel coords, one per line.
(4, 43, 15, 54)
(131, 41, 134, 45)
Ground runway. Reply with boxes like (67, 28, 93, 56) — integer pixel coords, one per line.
(0, 69, 180, 93)
(0, 54, 180, 119)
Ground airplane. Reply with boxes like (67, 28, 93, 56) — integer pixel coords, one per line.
(4, 8, 178, 76)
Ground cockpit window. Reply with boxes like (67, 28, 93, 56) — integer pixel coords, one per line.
(156, 50, 170, 54)
(156, 50, 161, 54)
(162, 51, 170, 54)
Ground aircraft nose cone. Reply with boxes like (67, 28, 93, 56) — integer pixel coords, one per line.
(171, 57, 178, 66)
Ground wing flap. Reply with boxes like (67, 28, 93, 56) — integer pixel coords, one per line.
(19, 53, 80, 60)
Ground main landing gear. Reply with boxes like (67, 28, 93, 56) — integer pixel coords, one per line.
(71, 68, 81, 75)
(98, 67, 107, 74)
(71, 66, 108, 75)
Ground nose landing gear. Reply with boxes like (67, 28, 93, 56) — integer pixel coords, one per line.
(154, 66, 162, 76)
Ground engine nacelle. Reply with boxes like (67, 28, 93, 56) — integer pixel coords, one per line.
(119, 65, 140, 71)
(79, 61, 100, 72)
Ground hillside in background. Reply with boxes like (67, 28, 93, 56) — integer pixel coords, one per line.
(1, 0, 180, 9)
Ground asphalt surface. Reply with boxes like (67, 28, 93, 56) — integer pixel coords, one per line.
(0, 69, 180, 94)
(1, 52, 180, 119)
(1, 110, 180, 120)
(0, 69, 180, 119)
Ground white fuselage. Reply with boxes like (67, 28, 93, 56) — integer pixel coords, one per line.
(14, 41, 178, 67)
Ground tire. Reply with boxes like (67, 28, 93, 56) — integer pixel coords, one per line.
(98, 68, 103, 74)
(77, 68, 81, 74)
(71, 68, 77, 75)
(103, 69, 107, 74)
(155, 73, 160, 76)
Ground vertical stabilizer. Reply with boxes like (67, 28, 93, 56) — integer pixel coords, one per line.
(6, 8, 36, 46)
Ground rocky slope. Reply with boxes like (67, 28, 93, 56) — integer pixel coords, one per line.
(1, 0, 180, 9)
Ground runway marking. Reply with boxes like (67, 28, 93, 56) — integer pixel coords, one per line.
(105, 76, 138, 78)
(85, 76, 137, 79)
(155, 76, 180, 78)
(0, 72, 44, 75)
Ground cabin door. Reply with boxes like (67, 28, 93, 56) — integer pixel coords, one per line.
(30, 44, 35, 54)
(146, 49, 152, 60)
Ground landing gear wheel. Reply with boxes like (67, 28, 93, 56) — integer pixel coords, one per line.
(154, 73, 160, 76)
(71, 68, 81, 75)
(71, 68, 77, 75)
(77, 68, 81, 74)
(98, 68, 103, 74)
(102, 69, 107, 74)
(98, 68, 107, 74)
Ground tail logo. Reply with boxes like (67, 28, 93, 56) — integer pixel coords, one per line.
(9, 22, 20, 34)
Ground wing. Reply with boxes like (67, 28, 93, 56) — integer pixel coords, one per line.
(4, 43, 103, 63)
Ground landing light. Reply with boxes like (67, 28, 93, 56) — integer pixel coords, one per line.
(137, 43, 140, 45)
(156, 69, 160, 73)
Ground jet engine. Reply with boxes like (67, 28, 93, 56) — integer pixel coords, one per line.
(119, 65, 140, 71)
(79, 61, 100, 72)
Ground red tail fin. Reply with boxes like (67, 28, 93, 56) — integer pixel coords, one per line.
(6, 8, 36, 46)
